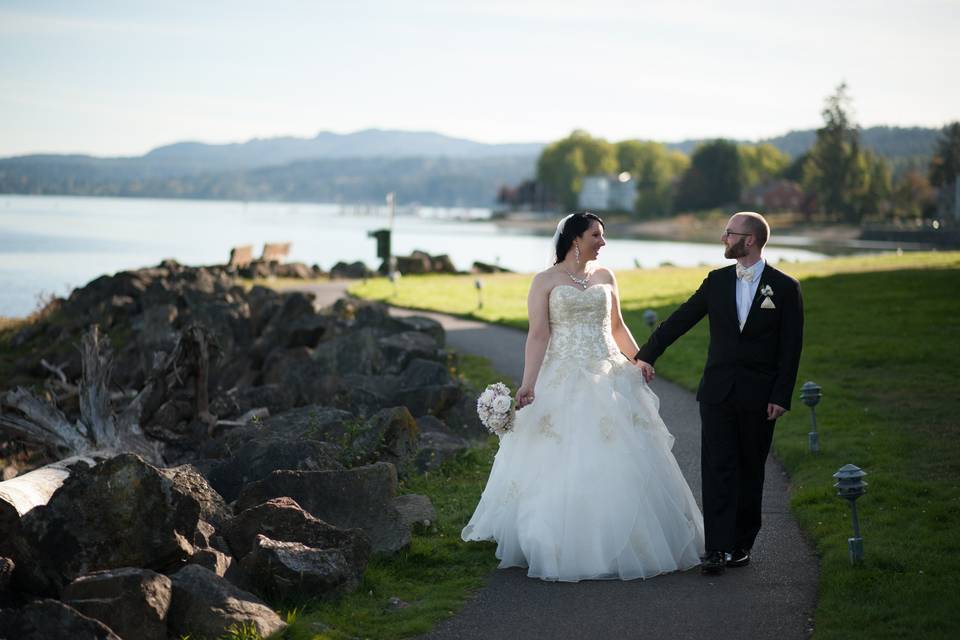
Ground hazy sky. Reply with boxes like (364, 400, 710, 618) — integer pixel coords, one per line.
(1, 0, 958, 157)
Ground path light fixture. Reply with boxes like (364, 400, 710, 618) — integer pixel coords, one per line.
(475, 278, 484, 310)
(388, 270, 400, 296)
(643, 309, 657, 332)
(833, 463, 867, 564)
(799, 381, 822, 453)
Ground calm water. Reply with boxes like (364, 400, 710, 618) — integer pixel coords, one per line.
(0, 195, 825, 317)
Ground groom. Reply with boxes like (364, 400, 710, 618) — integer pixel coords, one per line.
(634, 211, 803, 574)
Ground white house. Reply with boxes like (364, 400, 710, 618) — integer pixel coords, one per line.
(578, 173, 635, 212)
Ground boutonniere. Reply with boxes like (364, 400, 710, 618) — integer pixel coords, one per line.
(760, 284, 776, 309)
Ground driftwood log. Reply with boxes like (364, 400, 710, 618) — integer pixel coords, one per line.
(0, 326, 162, 463)
(0, 323, 219, 518)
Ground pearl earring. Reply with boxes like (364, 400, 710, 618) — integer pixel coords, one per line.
(575, 244, 581, 265)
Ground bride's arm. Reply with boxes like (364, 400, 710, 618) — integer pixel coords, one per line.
(605, 269, 644, 364)
(516, 273, 551, 409)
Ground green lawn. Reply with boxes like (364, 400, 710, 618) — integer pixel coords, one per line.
(350, 251, 960, 639)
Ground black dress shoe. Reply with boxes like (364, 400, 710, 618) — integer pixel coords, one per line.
(727, 548, 751, 568)
(700, 550, 726, 575)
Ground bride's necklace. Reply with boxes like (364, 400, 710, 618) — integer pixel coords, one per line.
(562, 266, 591, 289)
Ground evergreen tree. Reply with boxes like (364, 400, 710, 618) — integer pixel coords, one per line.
(803, 83, 863, 220)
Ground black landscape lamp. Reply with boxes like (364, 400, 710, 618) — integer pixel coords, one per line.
(643, 309, 657, 333)
(799, 381, 822, 453)
(368, 228, 392, 279)
(833, 464, 867, 564)
(474, 278, 484, 310)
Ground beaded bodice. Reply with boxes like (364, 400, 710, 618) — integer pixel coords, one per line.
(544, 285, 621, 362)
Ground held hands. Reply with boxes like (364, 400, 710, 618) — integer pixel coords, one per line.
(516, 384, 535, 410)
(633, 359, 655, 383)
(767, 403, 786, 421)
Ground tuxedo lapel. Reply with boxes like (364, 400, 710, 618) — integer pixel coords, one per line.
(742, 264, 772, 331)
(723, 266, 740, 331)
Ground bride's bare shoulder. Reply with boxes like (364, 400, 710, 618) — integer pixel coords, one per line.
(530, 267, 562, 291)
(591, 265, 617, 284)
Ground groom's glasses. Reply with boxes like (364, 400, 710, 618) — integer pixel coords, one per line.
(723, 230, 752, 238)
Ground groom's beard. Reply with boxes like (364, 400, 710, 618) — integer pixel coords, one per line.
(725, 237, 748, 259)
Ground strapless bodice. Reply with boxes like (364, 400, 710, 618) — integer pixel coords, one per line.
(544, 284, 621, 362)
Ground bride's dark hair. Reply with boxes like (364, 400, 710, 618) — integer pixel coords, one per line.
(553, 212, 605, 264)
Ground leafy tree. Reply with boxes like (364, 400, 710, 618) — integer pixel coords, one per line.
(536, 130, 617, 210)
(739, 143, 790, 190)
(892, 170, 936, 220)
(855, 150, 893, 219)
(615, 140, 689, 217)
(674, 139, 742, 212)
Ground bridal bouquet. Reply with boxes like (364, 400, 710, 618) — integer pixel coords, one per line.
(476, 382, 516, 436)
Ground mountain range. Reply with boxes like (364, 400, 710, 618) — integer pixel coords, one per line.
(0, 126, 941, 206)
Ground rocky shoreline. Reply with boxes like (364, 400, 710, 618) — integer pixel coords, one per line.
(0, 259, 486, 638)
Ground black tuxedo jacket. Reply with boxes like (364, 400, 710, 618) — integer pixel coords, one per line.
(636, 263, 803, 409)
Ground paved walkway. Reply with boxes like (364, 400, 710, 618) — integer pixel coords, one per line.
(301, 281, 818, 640)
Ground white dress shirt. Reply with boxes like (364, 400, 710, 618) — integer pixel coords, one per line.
(736, 258, 765, 331)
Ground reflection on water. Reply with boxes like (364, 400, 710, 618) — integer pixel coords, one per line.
(0, 195, 826, 317)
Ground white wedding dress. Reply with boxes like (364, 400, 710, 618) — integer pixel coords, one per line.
(462, 284, 705, 582)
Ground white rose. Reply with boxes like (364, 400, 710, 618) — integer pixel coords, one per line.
(492, 395, 512, 413)
(479, 389, 496, 404)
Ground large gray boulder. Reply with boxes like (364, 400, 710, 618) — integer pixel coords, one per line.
(274, 262, 313, 279)
(61, 568, 171, 640)
(14, 454, 227, 594)
(202, 437, 343, 502)
(311, 328, 387, 376)
(240, 535, 356, 601)
(251, 292, 319, 358)
(285, 313, 329, 348)
(394, 494, 437, 533)
(330, 260, 374, 279)
(392, 315, 445, 347)
(349, 406, 420, 469)
(235, 462, 413, 552)
(159, 463, 232, 530)
(198, 405, 353, 459)
(167, 564, 286, 640)
(0, 599, 122, 640)
(414, 415, 470, 471)
(379, 331, 441, 372)
(391, 358, 461, 418)
(183, 298, 253, 357)
(188, 547, 239, 583)
(223, 497, 370, 585)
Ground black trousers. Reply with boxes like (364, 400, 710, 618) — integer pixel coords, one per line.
(699, 390, 775, 553)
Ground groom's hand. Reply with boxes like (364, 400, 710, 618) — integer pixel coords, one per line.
(767, 403, 786, 421)
(634, 359, 655, 383)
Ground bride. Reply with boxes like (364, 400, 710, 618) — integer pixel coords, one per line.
(461, 212, 705, 582)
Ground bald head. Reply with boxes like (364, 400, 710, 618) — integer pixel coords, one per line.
(730, 211, 770, 249)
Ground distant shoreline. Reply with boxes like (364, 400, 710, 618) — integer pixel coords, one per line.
(491, 211, 941, 254)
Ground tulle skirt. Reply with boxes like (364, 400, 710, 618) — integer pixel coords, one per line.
(462, 354, 705, 582)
